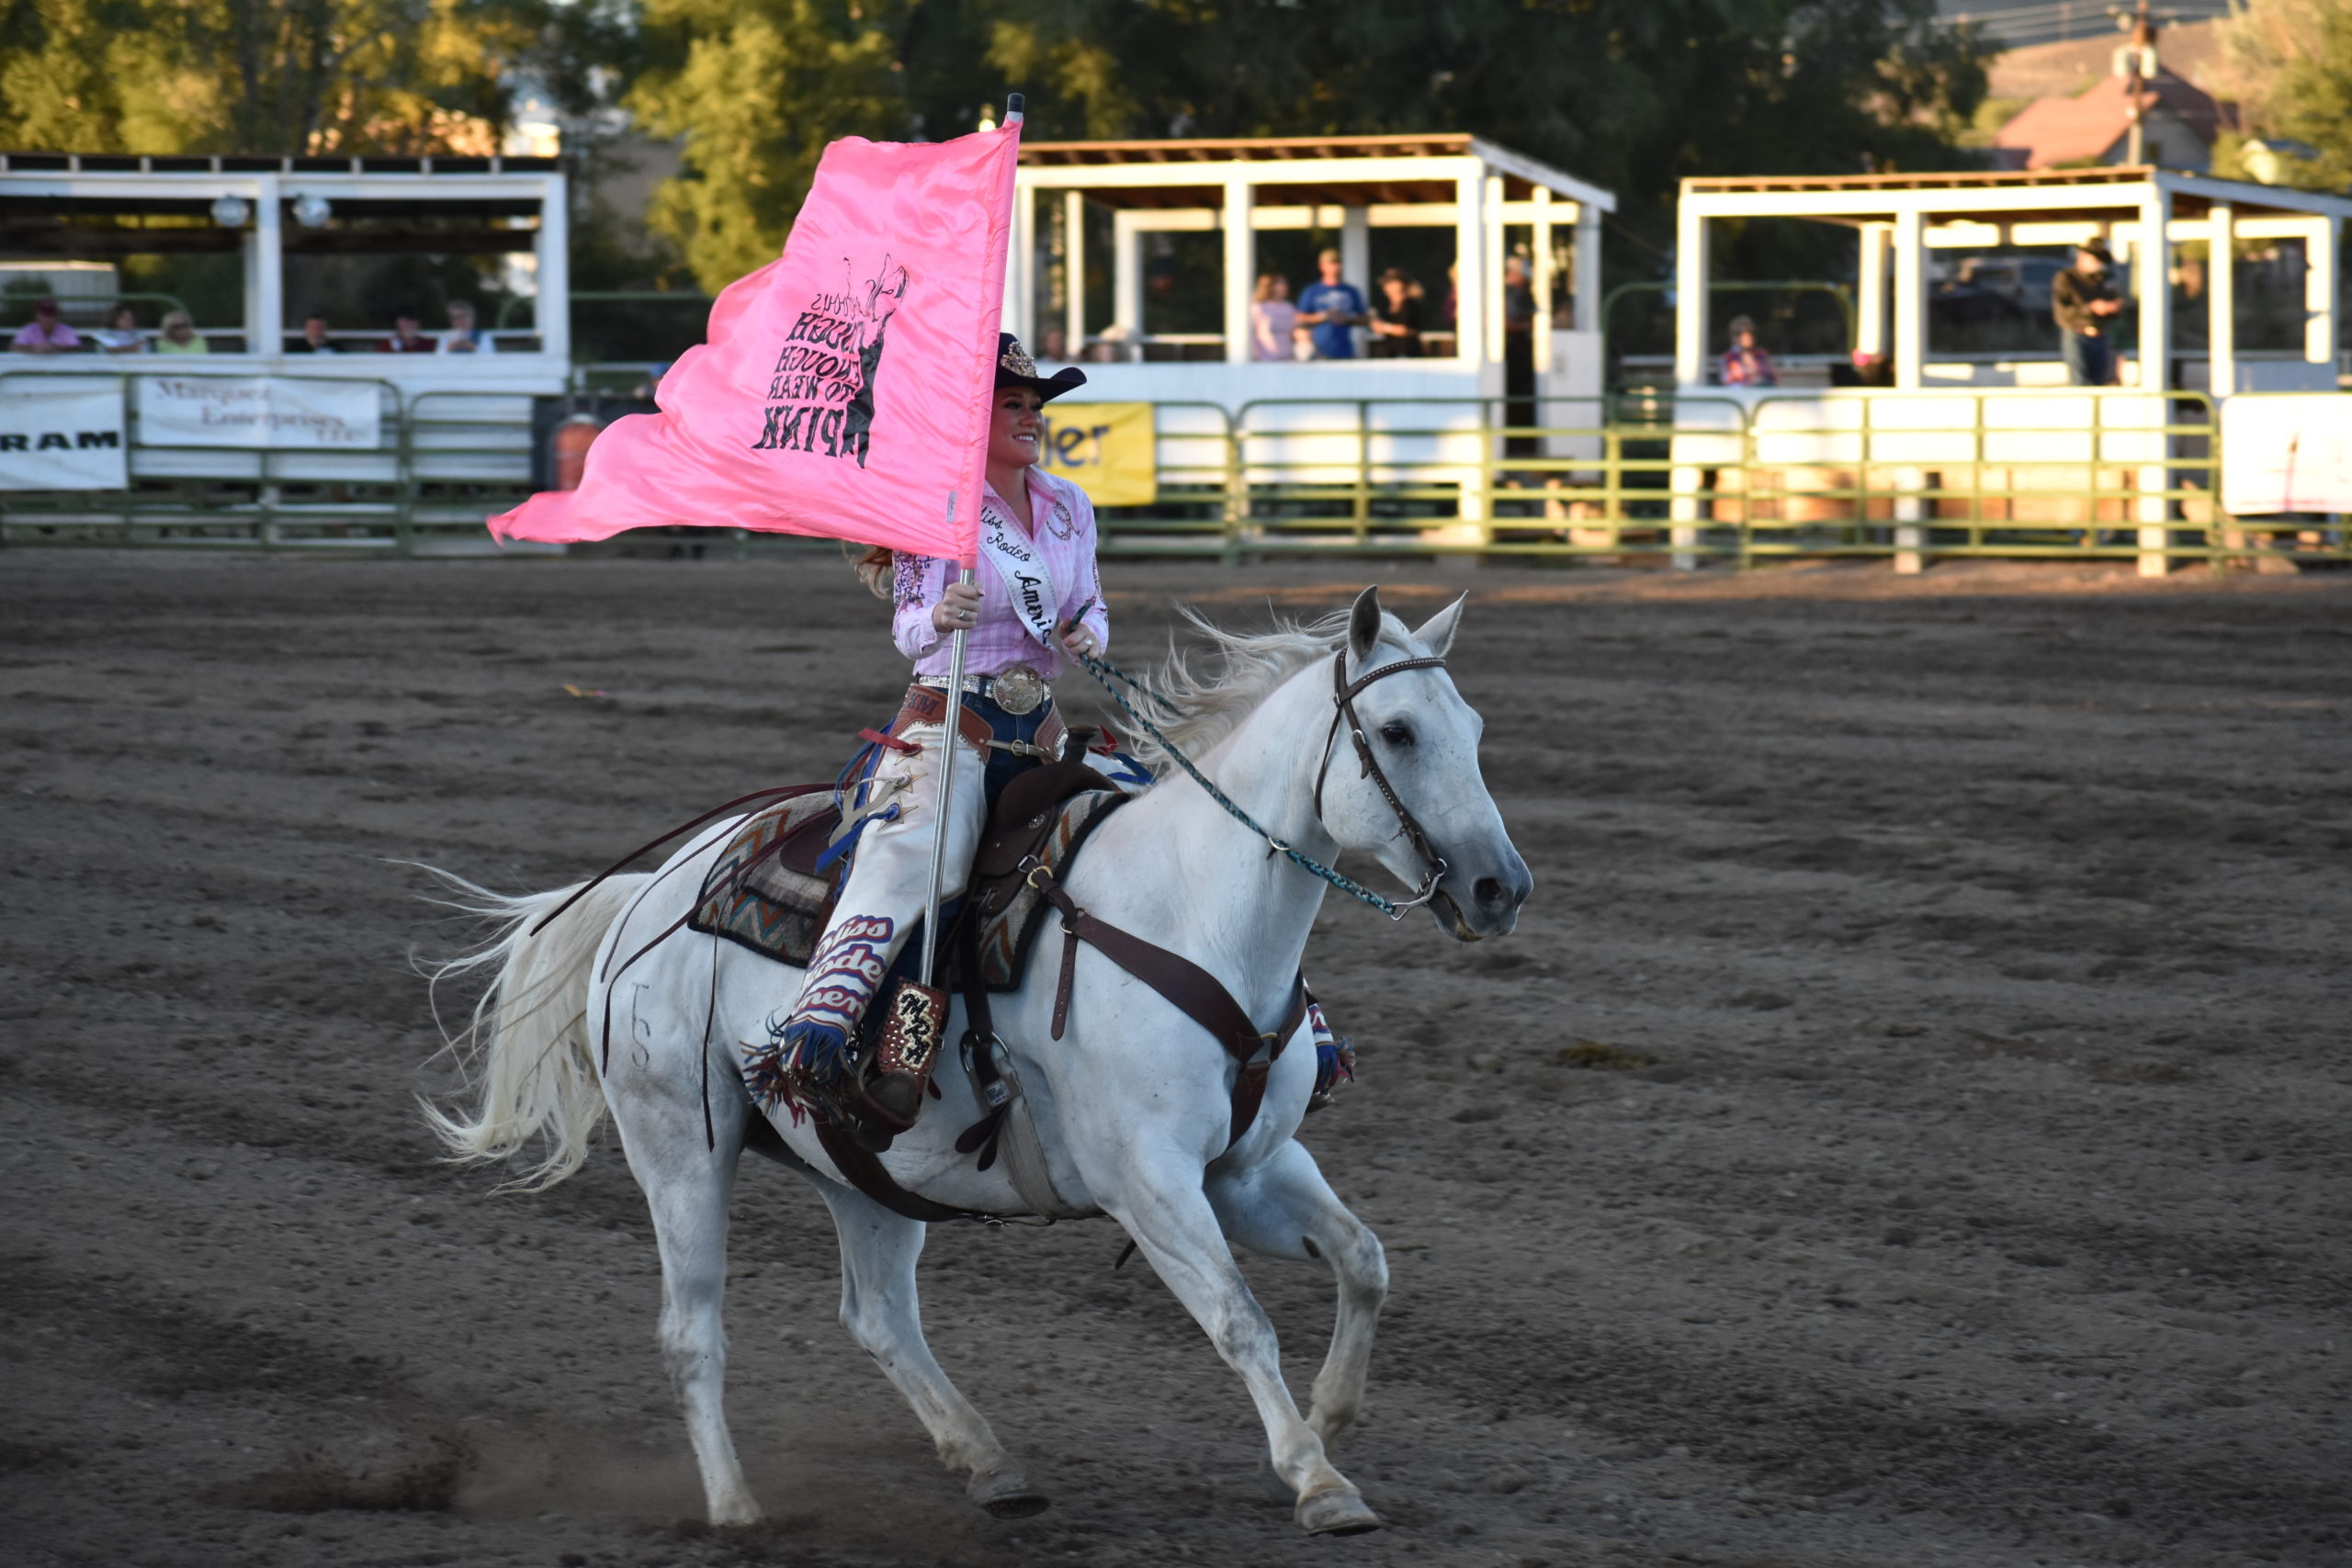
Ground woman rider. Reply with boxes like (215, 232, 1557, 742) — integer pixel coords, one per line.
(758, 335, 1106, 1122)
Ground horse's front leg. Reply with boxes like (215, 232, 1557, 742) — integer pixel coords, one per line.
(811, 1181, 1048, 1517)
(1207, 1139, 1388, 1448)
(1093, 1142, 1383, 1536)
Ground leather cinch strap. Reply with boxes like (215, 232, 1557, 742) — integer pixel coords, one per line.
(1030, 863, 1306, 1150)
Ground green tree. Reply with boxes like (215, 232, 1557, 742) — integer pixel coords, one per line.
(628, 0, 913, 289)
(630, 0, 1990, 292)
(2213, 0, 2352, 191)
(0, 0, 605, 154)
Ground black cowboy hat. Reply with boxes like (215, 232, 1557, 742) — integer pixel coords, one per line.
(996, 333, 1086, 401)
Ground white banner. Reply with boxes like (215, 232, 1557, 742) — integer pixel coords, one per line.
(135, 376, 382, 449)
(2222, 394, 2352, 515)
(0, 387, 128, 490)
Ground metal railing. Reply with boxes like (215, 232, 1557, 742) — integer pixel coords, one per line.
(0, 368, 524, 553)
(7, 381, 2346, 570)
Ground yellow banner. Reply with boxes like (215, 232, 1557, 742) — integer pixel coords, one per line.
(1038, 401, 1156, 507)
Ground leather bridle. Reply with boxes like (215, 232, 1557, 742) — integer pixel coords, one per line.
(1312, 649, 1454, 921)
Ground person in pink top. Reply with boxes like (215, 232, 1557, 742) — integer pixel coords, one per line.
(769, 333, 1109, 1117)
(9, 299, 81, 354)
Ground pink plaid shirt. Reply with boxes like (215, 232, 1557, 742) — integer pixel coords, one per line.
(891, 468, 1111, 680)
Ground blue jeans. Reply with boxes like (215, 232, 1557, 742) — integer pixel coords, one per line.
(2062, 331, 2114, 387)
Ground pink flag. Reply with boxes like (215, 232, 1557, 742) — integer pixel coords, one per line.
(489, 124, 1020, 565)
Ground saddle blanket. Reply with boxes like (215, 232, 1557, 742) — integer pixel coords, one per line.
(688, 784, 1128, 993)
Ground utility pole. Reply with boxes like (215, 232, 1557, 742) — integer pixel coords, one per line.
(2111, 0, 2163, 166)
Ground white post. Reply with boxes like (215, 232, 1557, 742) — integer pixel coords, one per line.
(1340, 200, 1370, 298)
(1893, 465, 1928, 575)
(1532, 186, 1555, 373)
(1012, 181, 1037, 349)
(1857, 222, 1891, 359)
(246, 175, 281, 355)
(1674, 201, 1709, 386)
(1483, 174, 1508, 367)
(1224, 175, 1255, 365)
(2208, 202, 2235, 398)
(2135, 189, 2172, 393)
(1113, 209, 1143, 355)
(2305, 214, 2338, 370)
(1892, 207, 1926, 390)
(1574, 202, 1601, 333)
(2135, 188, 2174, 577)
(1063, 188, 1085, 360)
(1453, 164, 1486, 367)
(535, 173, 571, 362)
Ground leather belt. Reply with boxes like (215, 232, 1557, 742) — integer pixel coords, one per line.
(918, 664, 1049, 716)
(893, 683, 1067, 764)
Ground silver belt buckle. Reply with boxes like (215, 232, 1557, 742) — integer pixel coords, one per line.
(990, 664, 1046, 716)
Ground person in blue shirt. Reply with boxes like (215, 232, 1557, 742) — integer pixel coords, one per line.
(1295, 248, 1367, 360)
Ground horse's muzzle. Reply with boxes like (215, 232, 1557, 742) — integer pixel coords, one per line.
(1431, 844, 1532, 941)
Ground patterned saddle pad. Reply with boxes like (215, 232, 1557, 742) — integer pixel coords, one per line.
(688, 784, 1129, 993)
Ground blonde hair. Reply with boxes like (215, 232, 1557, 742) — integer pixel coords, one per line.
(848, 543, 892, 599)
(161, 310, 194, 333)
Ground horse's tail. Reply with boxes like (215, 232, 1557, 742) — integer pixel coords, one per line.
(416, 871, 650, 1191)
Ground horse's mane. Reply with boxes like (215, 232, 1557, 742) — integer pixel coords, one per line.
(1125, 604, 1410, 776)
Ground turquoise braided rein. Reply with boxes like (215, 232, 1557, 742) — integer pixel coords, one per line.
(1071, 650, 1410, 919)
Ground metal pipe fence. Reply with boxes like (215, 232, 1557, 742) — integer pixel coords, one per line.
(6, 379, 2346, 570)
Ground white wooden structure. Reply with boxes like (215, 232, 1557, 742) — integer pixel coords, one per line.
(0, 151, 571, 396)
(1674, 165, 2351, 395)
(1006, 134, 1613, 412)
(1666, 167, 2352, 578)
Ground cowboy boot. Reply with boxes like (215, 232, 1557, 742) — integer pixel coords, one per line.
(745, 717, 982, 1124)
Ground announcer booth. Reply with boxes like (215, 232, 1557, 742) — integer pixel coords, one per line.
(1001, 135, 1614, 543)
(1667, 166, 2352, 574)
(0, 151, 571, 550)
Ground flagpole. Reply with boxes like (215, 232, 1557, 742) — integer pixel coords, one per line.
(917, 92, 1023, 993)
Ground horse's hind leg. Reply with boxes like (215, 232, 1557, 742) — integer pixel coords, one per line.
(1209, 1140, 1388, 1448)
(606, 1041, 762, 1526)
(814, 1183, 1046, 1517)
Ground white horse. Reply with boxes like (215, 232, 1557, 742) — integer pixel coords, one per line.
(424, 587, 1531, 1537)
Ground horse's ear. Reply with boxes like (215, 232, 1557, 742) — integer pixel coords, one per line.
(1413, 592, 1467, 658)
(1347, 586, 1383, 669)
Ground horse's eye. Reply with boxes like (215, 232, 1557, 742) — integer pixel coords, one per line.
(1379, 721, 1413, 747)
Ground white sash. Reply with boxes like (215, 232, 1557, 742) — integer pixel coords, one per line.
(978, 494, 1060, 651)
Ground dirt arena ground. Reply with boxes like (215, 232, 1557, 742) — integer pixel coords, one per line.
(4, 550, 2348, 1568)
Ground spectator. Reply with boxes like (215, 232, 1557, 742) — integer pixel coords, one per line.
(1502, 254, 1539, 452)
(381, 305, 435, 354)
(1368, 268, 1423, 358)
(1295, 248, 1366, 360)
(440, 298, 494, 354)
(1249, 273, 1297, 363)
(1720, 315, 1778, 387)
(89, 304, 145, 355)
(9, 298, 81, 354)
(289, 312, 338, 354)
(2053, 243, 2123, 387)
(153, 310, 209, 355)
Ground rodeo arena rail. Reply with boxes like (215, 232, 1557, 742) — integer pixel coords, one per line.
(3, 377, 2345, 573)
(3, 149, 2348, 572)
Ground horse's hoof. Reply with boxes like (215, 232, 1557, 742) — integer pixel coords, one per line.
(1295, 1487, 1383, 1536)
(967, 1463, 1050, 1518)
